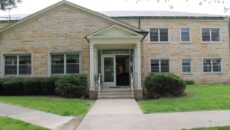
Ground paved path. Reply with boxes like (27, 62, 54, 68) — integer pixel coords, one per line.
(77, 99, 230, 130)
(0, 103, 75, 129)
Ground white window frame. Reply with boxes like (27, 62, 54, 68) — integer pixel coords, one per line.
(180, 27, 192, 43)
(181, 58, 192, 74)
(3, 53, 32, 76)
(202, 58, 223, 73)
(201, 27, 221, 43)
(49, 52, 81, 76)
(150, 58, 170, 73)
(149, 28, 170, 43)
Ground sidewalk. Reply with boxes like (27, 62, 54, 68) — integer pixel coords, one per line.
(77, 99, 230, 130)
(0, 103, 76, 130)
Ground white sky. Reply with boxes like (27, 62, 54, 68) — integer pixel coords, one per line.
(0, 0, 230, 17)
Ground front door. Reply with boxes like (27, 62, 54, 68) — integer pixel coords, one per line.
(102, 55, 116, 87)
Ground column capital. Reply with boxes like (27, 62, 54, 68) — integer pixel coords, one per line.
(90, 44, 94, 48)
(136, 44, 141, 48)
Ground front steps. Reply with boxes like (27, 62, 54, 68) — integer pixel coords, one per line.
(98, 88, 134, 99)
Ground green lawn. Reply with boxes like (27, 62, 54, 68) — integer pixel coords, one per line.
(0, 96, 92, 116)
(139, 84, 230, 113)
(0, 116, 49, 130)
(183, 126, 230, 130)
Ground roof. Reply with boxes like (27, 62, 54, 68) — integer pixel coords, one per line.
(0, 14, 28, 21)
(1, 10, 227, 21)
(101, 11, 228, 18)
(0, 0, 146, 33)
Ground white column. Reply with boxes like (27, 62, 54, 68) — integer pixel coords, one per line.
(90, 44, 95, 91)
(136, 44, 142, 90)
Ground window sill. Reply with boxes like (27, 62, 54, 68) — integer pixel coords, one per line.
(3, 74, 32, 77)
(149, 42, 170, 44)
(180, 42, 192, 44)
(181, 73, 192, 75)
(201, 41, 221, 44)
(203, 72, 223, 74)
(51, 73, 80, 76)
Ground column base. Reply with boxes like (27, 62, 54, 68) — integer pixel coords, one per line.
(89, 90, 97, 99)
(134, 89, 143, 100)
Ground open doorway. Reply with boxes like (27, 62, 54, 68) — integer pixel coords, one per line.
(116, 55, 130, 86)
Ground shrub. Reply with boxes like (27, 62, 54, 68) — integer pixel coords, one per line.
(55, 75, 87, 98)
(3, 78, 24, 95)
(185, 80, 195, 85)
(0, 79, 6, 94)
(40, 77, 56, 95)
(23, 78, 41, 95)
(144, 73, 186, 98)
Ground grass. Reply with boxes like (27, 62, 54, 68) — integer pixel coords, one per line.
(0, 116, 49, 130)
(0, 96, 92, 116)
(183, 126, 230, 130)
(139, 84, 230, 113)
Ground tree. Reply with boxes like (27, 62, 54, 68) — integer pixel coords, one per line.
(0, 0, 21, 10)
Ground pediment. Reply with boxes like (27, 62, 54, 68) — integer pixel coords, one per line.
(87, 25, 143, 39)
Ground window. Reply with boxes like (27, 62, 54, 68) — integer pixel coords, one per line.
(202, 28, 220, 42)
(151, 59, 170, 72)
(150, 28, 169, 42)
(4, 54, 31, 75)
(182, 59, 192, 73)
(203, 58, 222, 73)
(181, 28, 191, 42)
(51, 53, 80, 75)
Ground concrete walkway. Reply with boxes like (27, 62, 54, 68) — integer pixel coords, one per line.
(0, 103, 76, 130)
(77, 99, 230, 130)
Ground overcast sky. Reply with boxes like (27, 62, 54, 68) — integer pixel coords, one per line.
(0, 0, 230, 17)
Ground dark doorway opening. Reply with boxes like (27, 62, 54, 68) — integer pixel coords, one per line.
(116, 55, 129, 86)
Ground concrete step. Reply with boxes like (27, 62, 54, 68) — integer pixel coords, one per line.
(98, 87, 134, 99)
(101, 88, 131, 92)
(98, 94, 134, 99)
(99, 91, 132, 95)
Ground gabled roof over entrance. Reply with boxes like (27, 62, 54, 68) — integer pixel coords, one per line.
(87, 25, 143, 39)
(0, 0, 147, 34)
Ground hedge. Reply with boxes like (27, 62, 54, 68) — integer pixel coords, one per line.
(55, 75, 87, 98)
(3, 78, 24, 95)
(144, 73, 186, 98)
(0, 75, 87, 97)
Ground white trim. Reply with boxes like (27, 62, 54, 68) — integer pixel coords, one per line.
(87, 25, 143, 39)
(200, 27, 222, 43)
(149, 58, 171, 73)
(202, 57, 223, 74)
(180, 27, 192, 43)
(101, 54, 116, 87)
(149, 27, 170, 44)
(49, 52, 81, 76)
(2, 53, 32, 77)
(181, 58, 192, 75)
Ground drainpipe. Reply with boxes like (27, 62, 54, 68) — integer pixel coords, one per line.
(138, 17, 141, 29)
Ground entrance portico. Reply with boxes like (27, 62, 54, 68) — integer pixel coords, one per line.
(86, 25, 144, 99)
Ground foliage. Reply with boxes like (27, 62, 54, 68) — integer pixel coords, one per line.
(0, 0, 21, 10)
(183, 126, 230, 130)
(185, 80, 195, 85)
(3, 78, 23, 95)
(144, 73, 186, 98)
(55, 75, 87, 98)
(40, 77, 56, 95)
(0, 75, 86, 97)
(23, 78, 41, 95)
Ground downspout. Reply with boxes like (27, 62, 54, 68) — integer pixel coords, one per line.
(138, 17, 141, 29)
(228, 17, 230, 83)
